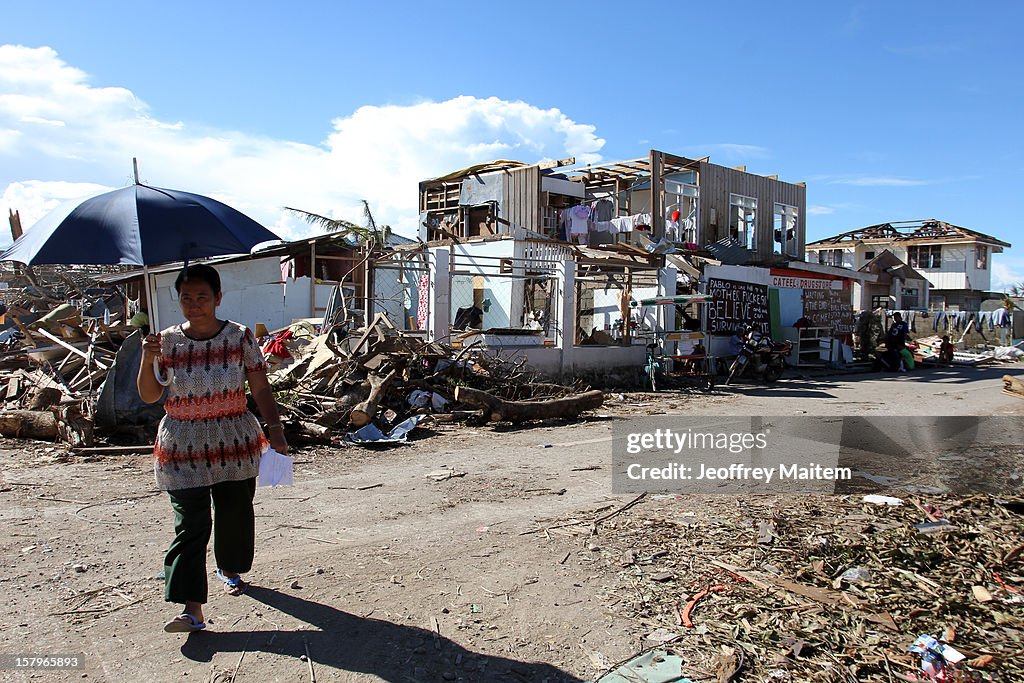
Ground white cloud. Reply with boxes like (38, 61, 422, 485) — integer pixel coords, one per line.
(0, 46, 605, 245)
(992, 258, 1024, 292)
(2, 180, 112, 227)
(830, 176, 930, 187)
(808, 205, 835, 215)
(20, 115, 65, 127)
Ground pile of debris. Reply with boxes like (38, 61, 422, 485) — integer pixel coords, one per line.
(262, 313, 603, 445)
(0, 292, 137, 448)
(915, 336, 1024, 367)
(0, 298, 603, 449)
(541, 492, 1024, 682)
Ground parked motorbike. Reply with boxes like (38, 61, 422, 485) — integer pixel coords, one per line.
(725, 330, 793, 384)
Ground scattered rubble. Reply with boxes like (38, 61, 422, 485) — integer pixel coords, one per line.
(261, 312, 600, 446)
(0, 267, 138, 447)
(0, 264, 603, 448)
(545, 493, 1024, 682)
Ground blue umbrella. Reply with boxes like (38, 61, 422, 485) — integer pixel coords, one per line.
(1, 183, 281, 266)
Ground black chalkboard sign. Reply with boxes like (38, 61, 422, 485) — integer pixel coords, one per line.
(706, 278, 770, 335)
(802, 288, 855, 335)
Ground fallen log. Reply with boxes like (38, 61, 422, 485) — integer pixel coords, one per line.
(1004, 375, 1024, 399)
(0, 409, 59, 440)
(422, 410, 482, 424)
(350, 370, 397, 427)
(294, 420, 331, 442)
(454, 386, 604, 423)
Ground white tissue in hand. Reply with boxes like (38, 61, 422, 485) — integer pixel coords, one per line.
(258, 447, 293, 487)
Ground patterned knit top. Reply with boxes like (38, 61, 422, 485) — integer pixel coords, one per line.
(154, 320, 269, 491)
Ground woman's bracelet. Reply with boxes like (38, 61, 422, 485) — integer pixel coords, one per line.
(266, 423, 285, 432)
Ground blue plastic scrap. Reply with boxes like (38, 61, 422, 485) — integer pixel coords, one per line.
(594, 649, 694, 683)
(346, 414, 427, 445)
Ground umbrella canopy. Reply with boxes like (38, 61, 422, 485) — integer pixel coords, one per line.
(1, 184, 281, 266)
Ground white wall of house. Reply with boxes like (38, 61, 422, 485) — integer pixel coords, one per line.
(806, 245, 858, 269)
(151, 257, 335, 333)
(154, 257, 282, 332)
(807, 241, 995, 294)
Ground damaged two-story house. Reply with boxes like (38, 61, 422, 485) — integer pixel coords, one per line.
(418, 150, 809, 262)
(805, 220, 1012, 310)
(400, 149, 875, 375)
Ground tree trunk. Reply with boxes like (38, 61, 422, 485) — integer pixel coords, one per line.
(454, 387, 604, 423)
(349, 370, 397, 427)
(294, 420, 331, 441)
(316, 384, 371, 427)
(0, 410, 59, 440)
(1004, 375, 1024, 399)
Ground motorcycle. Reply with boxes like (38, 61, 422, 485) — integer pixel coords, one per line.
(725, 330, 793, 384)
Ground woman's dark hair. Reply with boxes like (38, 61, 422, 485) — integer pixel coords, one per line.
(174, 264, 221, 295)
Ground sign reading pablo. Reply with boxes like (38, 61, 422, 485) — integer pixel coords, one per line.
(706, 278, 770, 335)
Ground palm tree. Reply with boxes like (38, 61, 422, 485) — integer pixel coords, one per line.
(283, 207, 372, 242)
(284, 200, 390, 247)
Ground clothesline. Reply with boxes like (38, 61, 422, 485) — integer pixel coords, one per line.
(929, 308, 1011, 333)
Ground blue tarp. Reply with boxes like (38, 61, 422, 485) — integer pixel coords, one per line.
(346, 414, 427, 445)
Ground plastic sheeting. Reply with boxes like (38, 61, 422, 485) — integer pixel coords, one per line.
(458, 172, 504, 208)
(595, 649, 694, 683)
(95, 330, 166, 428)
(346, 414, 427, 445)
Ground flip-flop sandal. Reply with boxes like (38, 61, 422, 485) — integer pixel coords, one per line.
(216, 569, 248, 596)
(164, 613, 206, 633)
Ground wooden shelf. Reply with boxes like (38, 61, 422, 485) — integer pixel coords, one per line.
(784, 326, 834, 367)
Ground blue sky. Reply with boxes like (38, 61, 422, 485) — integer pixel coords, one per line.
(1, 1, 1022, 287)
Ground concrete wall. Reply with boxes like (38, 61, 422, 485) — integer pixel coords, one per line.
(151, 257, 336, 333)
(585, 283, 660, 338)
(154, 257, 283, 332)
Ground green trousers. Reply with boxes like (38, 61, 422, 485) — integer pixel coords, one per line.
(164, 477, 257, 604)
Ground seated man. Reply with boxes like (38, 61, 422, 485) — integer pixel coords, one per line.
(683, 341, 706, 374)
(939, 335, 955, 365)
(728, 328, 747, 357)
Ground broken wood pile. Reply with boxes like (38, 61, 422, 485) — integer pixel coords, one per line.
(542, 493, 1024, 682)
(266, 313, 602, 444)
(0, 275, 138, 447)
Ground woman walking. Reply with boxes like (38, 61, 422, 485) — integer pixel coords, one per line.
(137, 264, 288, 633)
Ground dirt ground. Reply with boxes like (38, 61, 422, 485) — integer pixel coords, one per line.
(1, 364, 1022, 682)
